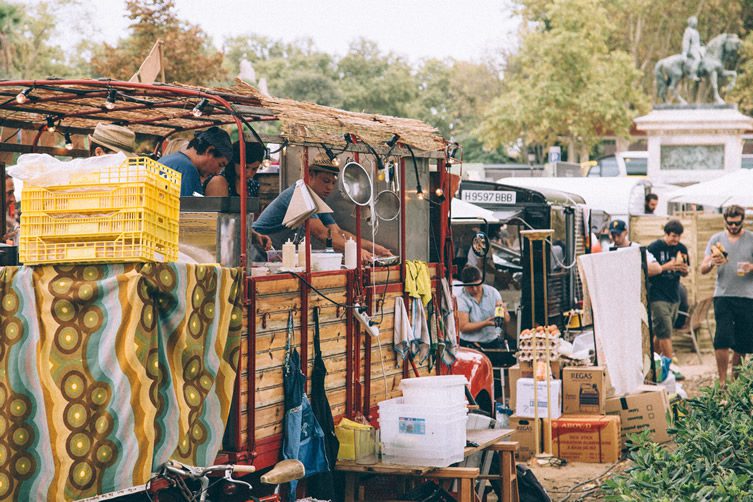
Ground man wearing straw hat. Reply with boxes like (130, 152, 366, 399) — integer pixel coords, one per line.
(88, 123, 137, 157)
(253, 154, 391, 262)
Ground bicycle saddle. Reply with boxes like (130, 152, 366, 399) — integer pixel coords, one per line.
(260, 459, 305, 485)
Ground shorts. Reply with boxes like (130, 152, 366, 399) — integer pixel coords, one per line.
(713, 297, 753, 354)
(651, 301, 679, 340)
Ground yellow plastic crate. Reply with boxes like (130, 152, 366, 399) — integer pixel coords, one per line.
(21, 209, 178, 243)
(19, 233, 178, 265)
(21, 157, 181, 220)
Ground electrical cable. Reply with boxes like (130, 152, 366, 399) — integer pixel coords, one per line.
(512, 215, 580, 270)
(286, 271, 362, 309)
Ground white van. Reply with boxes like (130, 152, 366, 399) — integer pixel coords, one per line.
(588, 151, 648, 177)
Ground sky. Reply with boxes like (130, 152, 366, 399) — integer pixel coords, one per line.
(40, 0, 519, 63)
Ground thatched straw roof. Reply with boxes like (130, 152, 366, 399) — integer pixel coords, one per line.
(0, 79, 446, 153)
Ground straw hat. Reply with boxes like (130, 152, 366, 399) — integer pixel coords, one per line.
(88, 123, 136, 156)
(310, 154, 339, 174)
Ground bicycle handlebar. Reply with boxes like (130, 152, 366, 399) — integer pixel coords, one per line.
(163, 461, 256, 478)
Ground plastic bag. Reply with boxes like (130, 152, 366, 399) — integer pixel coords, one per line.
(7, 152, 127, 186)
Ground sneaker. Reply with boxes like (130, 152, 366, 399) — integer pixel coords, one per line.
(672, 369, 686, 381)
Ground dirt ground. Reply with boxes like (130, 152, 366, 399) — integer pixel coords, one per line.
(523, 349, 719, 501)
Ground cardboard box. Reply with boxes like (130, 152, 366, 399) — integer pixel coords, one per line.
(562, 366, 608, 415)
(508, 415, 542, 461)
(515, 378, 562, 419)
(544, 414, 621, 463)
(606, 384, 671, 447)
(508, 361, 562, 409)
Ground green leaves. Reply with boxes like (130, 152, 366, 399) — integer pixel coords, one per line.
(601, 361, 753, 501)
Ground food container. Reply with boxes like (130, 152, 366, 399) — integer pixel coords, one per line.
(311, 252, 342, 271)
(266, 249, 283, 262)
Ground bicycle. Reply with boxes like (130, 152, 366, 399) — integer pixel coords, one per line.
(150, 459, 305, 502)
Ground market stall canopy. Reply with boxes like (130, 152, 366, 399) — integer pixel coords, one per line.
(500, 177, 651, 218)
(0, 78, 446, 153)
(667, 170, 753, 208)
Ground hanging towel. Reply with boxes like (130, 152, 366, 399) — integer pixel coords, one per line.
(405, 260, 432, 306)
(411, 298, 431, 363)
(393, 297, 413, 366)
(439, 278, 458, 367)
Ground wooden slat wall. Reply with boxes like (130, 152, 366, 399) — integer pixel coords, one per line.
(234, 265, 440, 453)
(244, 273, 349, 448)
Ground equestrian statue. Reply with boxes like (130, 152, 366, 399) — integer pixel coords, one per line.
(655, 16, 741, 104)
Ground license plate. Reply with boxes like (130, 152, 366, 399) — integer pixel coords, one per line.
(461, 190, 516, 204)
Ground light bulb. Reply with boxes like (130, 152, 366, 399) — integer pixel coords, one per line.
(46, 116, 56, 133)
(417, 190, 424, 200)
(332, 157, 340, 167)
(104, 89, 117, 110)
(192, 98, 208, 118)
(377, 171, 385, 181)
(64, 131, 73, 150)
(435, 188, 444, 197)
(15, 88, 31, 104)
(262, 158, 271, 168)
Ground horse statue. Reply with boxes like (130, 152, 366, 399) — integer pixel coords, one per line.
(655, 33, 741, 104)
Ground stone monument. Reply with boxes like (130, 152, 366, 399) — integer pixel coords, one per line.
(634, 20, 751, 185)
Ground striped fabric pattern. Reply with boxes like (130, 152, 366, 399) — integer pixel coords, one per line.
(0, 263, 242, 501)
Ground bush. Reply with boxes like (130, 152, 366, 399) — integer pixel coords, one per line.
(601, 361, 753, 501)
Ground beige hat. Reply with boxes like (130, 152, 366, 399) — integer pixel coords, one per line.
(88, 123, 137, 156)
(310, 154, 339, 174)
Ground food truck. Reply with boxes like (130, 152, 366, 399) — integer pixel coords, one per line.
(0, 79, 493, 500)
(457, 180, 589, 331)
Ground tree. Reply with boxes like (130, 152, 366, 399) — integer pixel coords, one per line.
(0, 1, 83, 79)
(478, 0, 649, 162)
(223, 35, 342, 106)
(336, 39, 419, 117)
(89, 0, 224, 85)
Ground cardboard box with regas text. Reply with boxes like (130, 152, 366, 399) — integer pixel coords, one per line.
(605, 384, 671, 447)
(562, 366, 609, 415)
(508, 415, 542, 461)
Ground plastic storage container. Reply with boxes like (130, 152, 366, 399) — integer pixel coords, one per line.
(378, 397, 467, 467)
(399, 375, 469, 407)
(19, 157, 180, 265)
(311, 252, 342, 271)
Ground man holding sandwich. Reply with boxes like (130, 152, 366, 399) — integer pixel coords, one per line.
(701, 205, 753, 385)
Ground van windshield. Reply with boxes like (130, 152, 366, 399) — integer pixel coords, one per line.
(624, 157, 647, 176)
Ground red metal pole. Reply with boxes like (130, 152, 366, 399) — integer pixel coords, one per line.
(300, 147, 310, 380)
(246, 277, 256, 458)
(345, 269, 355, 417)
(400, 157, 410, 379)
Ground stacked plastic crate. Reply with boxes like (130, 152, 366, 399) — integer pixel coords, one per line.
(378, 375, 469, 467)
(19, 157, 181, 265)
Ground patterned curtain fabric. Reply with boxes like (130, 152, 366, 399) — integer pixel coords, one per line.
(0, 263, 243, 501)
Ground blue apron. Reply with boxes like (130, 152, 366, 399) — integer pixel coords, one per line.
(282, 311, 329, 500)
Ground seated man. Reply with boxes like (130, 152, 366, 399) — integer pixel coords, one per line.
(252, 154, 391, 262)
(160, 127, 233, 196)
(88, 123, 136, 156)
(456, 265, 510, 351)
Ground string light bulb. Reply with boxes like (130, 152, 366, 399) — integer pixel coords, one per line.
(192, 98, 209, 118)
(15, 88, 32, 104)
(416, 187, 424, 200)
(262, 147, 271, 168)
(104, 89, 117, 110)
(64, 130, 73, 150)
(46, 116, 56, 133)
(435, 188, 444, 197)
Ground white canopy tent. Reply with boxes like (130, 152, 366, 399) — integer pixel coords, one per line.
(667, 170, 753, 208)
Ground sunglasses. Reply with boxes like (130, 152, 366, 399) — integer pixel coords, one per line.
(725, 220, 743, 227)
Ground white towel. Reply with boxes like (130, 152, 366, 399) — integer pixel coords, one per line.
(411, 298, 431, 363)
(393, 297, 412, 365)
(440, 278, 458, 367)
(578, 247, 644, 395)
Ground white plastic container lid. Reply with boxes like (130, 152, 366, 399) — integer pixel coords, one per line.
(398, 375, 468, 390)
